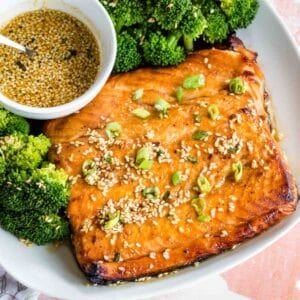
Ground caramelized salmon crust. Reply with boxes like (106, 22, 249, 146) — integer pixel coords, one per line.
(45, 41, 298, 284)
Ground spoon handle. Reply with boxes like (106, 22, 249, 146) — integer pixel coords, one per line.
(0, 34, 26, 53)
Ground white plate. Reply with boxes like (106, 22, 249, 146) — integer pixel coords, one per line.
(0, 1, 299, 299)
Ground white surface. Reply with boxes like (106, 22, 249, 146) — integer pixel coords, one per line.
(0, 1, 299, 299)
(0, 0, 117, 120)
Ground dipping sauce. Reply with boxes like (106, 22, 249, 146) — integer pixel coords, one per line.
(0, 9, 100, 107)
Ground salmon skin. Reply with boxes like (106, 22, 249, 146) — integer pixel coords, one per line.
(44, 40, 298, 284)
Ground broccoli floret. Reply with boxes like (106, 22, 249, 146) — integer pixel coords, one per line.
(179, 5, 207, 52)
(151, 0, 192, 31)
(0, 211, 69, 245)
(143, 31, 186, 67)
(0, 164, 69, 213)
(113, 31, 142, 73)
(220, 0, 259, 30)
(199, 0, 229, 44)
(0, 133, 51, 170)
(101, 0, 146, 33)
(0, 107, 30, 136)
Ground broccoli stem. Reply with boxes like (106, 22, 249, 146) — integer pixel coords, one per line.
(183, 36, 194, 52)
(167, 32, 182, 49)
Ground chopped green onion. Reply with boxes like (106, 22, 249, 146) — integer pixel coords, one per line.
(208, 104, 220, 121)
(194, 114, 201, 123)
(103, 156, 113, 163)
(176, 86, 184, 102)
(105, 122, 122, 140)
(142, 186, 160, 199)
(228, 146, 238, 154)
(136, 147, 153, 170)
(183, 74, 205, 89)
(171, 171, 182, 186)
(197, 215, 211, 222)
(132, 108, 151, 119)
(104, 211, 120, 230)
(191, 198, 206, 215)
(162, 191, 170, 201)
(188, 156, 198, 164)
(197, 175, 211, 193)
(154, 98, 171, 119)
(229, 77, 245, 95)
(114, 252, 121, 262)
(82, 159, 96, 177)
(192, 130, 208, 141)
(138, 159, 153, 170)
(132, 88, 144, 101)
(136, 147, 150, 164)
(232, 161, 243, 182)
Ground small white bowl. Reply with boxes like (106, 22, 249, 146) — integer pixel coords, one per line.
(0, 0, 116, 120)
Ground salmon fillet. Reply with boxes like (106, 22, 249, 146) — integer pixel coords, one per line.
(44, 40, 298, 284)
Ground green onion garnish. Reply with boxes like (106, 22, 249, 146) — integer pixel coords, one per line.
(183, 74, 205, 89)
(142, 186, 160, 199)
(191, 198, 206, 215)
(136, 147, 153, 170)
(229, 77, 245, 95)
(188, 156, 198, 164)
(176, 86, 184, 102)
(105, 122, 122, 140)
(138, 159, 153, 170)
(136, 147, 150, 164)
(197, 215, 211, 222)
(192, 130, 208, 141)
(104, 211, 120, 230)
(132, 108, 151, 119)
(82, 159, 96, 177)
(197, 175, 211, 193)
(208, 104, 219, 121)
(104, 156, 113, 163)
(232, 161, 243, 182)
(228, 146, 238, 154)
(194, 114, 201, 123)
(154, 98, 171, 119)
(171, 171, 182, 186)
(132, 88, 144, 101)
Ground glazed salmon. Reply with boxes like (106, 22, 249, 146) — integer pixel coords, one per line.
(44, 40, 298, 284)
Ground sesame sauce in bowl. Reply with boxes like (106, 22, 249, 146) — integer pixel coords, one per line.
(0, 9, 100, 108)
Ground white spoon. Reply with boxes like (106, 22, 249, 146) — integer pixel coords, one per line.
(0, 34, 35, 57)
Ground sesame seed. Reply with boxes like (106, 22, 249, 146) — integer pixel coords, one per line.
(162, 249, 170, 260)
(220, 230, 228, 237)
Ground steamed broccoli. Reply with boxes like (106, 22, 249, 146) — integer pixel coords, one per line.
(143, 31, 186, 67)
(220, 0, 259, 30)
(113, 31, 142, 73)
(102, 0, 146, 33)
(0, 108, 70, 245)
(0, 164, 69, 213)
(100, 0, 259, 72)
(0, 133, 51, 170)
(179, 5, 207, 52)
(200, 0, 229, 44)
(152, 0, 192, 31)
(0, 211, 69, 245)
(0, 107, 29, 136)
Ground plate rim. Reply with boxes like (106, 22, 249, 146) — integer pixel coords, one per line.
(0, 0, 299, 299)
